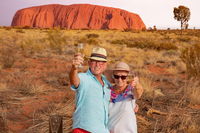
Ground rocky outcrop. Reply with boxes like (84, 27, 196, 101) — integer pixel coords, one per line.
(12, 4, 146, 30)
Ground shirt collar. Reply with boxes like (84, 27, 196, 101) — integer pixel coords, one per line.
(86, 69, 106, 80)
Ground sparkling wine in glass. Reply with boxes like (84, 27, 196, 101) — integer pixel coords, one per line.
(77, 43, 84, 68)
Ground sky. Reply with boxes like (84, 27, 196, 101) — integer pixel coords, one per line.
(0, 0, 200, 29)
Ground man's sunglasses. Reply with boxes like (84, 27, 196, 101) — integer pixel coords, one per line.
(113, 75, 128, 80)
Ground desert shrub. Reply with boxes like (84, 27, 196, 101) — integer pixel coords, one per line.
(183, 79, 200, 104)
(0, 115, 7, 133)
(77, 37, 99, 45)
(180, 44, 200, 78)
(8, 72, 45, 96)
(139, 71, 164, 100)
(20, 39, 45, 56)
(162, 35, 172, 41)
(86, 33, 99, 39)
(162, 50, 180, 57)
(0, 46, 17, 68)
(111, 38, 177, 50)
(22, 26, 31, 29)
(177, 36, 191, 42)
(0, 82, 8, 92)
(87, 38, 99, 45)
(15, 29, 25, 33)
(159, 108, 200, 133)
(187, 29, 200, 37)
(47, 29, 66, 54)
(4, 27, 12, 31)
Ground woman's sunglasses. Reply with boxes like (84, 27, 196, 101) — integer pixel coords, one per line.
(113, 75, 128, 80)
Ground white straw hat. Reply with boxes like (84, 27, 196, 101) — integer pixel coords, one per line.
(89, 47, 107, 62)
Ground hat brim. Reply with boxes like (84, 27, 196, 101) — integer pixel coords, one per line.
(89, 57, 107, 62)
(112, 68, 130, 72)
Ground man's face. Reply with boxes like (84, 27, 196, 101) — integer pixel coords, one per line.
(88, 59, 107, 76)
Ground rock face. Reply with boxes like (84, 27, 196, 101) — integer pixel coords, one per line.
(12, 4, 146, 30)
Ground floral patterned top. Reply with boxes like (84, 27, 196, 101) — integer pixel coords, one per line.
(110, 84, 134, 103)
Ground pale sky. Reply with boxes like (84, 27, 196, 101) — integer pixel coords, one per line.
(0, 0, 199, 29)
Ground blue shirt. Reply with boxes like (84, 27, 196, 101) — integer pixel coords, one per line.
(71, 69, 111, 133)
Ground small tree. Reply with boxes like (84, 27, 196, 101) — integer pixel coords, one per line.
(173, 5, 191, 29)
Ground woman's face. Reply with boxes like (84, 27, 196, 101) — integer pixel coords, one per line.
(113, 70, 129, 87)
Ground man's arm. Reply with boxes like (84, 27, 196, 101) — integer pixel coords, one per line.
(69, 54, 83, 88)
(69, 65, 80, 88)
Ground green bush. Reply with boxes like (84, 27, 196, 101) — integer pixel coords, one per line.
(181, 44, 200, 79)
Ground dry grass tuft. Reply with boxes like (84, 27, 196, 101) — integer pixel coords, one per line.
(0, 45, 18, 69)
(1, 28, 200, 132)
(5, 72, 46, 96)
(0, 83, 8, 92)
(139, 72, 164, 100)
(23, 91, 75, 133)
(181, 43, 200, 79)
(158, 107, 200, 133)
(183, 79, 200, 104)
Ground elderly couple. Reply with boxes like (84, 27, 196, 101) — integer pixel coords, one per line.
(69, 47, 144, 133)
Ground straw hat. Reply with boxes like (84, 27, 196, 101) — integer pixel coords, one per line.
(112, 62, 130, 72)
(89, 47, 107, 62)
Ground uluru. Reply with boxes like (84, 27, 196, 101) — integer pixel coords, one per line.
(11, 4, 146, 30)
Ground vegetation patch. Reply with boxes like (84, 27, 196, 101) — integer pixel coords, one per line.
(181, 43, 200, 79)
(111, 38, 178, 50)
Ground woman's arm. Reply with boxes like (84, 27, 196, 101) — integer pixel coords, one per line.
(133, 83, 144, 99)
(130, 77, 144, 99)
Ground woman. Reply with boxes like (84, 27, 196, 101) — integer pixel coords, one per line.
(108, 62, 144, 133)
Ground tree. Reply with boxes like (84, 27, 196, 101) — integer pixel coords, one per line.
(173, 5, 191, 29)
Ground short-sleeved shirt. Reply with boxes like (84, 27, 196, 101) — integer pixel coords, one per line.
(71, 69, 111, 133)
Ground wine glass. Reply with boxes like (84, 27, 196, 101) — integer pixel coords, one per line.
(77, 43, 84, 68)
(129, 71, 139, 84)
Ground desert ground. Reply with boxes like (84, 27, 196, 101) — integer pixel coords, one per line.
(0, 27, 200, 133)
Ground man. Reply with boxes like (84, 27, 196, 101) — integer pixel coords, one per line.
(69, 47, 111, 133)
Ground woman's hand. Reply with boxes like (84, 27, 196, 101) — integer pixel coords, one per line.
(130, 77, 139, 88)
(134, 104, 139, 113)
(130, 77, 144, 99)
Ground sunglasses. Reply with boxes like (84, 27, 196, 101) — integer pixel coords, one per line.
(90, 60, 106, 65)
(113, 75, 128, 80)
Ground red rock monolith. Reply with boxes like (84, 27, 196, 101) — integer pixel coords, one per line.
(12, 4, 146, 30)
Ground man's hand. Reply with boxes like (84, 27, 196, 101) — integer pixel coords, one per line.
(72, 53, 84, 69)
(69, 53, 83, 88)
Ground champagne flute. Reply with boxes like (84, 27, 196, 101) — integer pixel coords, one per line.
(133, 71, 139, 83)
(129, 71, 139, 84)
(77, 43, 84, 68)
